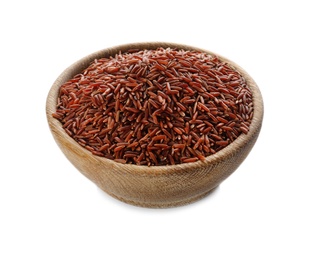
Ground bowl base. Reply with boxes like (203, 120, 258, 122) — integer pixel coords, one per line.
(104, 185, 219, 208)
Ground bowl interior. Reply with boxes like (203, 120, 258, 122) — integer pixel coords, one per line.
(47, 42, 263, 173)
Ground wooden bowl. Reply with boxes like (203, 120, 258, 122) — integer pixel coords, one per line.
(46, 42, 263, 208)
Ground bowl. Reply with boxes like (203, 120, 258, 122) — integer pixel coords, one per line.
(46, 42, 263, 208)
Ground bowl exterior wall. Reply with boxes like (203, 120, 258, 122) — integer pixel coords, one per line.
(48, 119, 261, 208)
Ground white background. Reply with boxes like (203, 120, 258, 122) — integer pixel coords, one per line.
(1, 0, 313, 259)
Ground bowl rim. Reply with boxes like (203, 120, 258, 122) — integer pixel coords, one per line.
(46, 41, 263, 175)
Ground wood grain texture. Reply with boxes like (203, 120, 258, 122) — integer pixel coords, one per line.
(46, 42, 264, 208)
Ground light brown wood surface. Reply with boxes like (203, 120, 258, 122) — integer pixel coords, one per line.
(46, 42, 264, 208)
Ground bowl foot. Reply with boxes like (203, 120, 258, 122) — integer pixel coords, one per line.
(104, 185, 220, 208)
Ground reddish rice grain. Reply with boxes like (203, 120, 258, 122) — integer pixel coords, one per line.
(53, 47, 253, 166)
